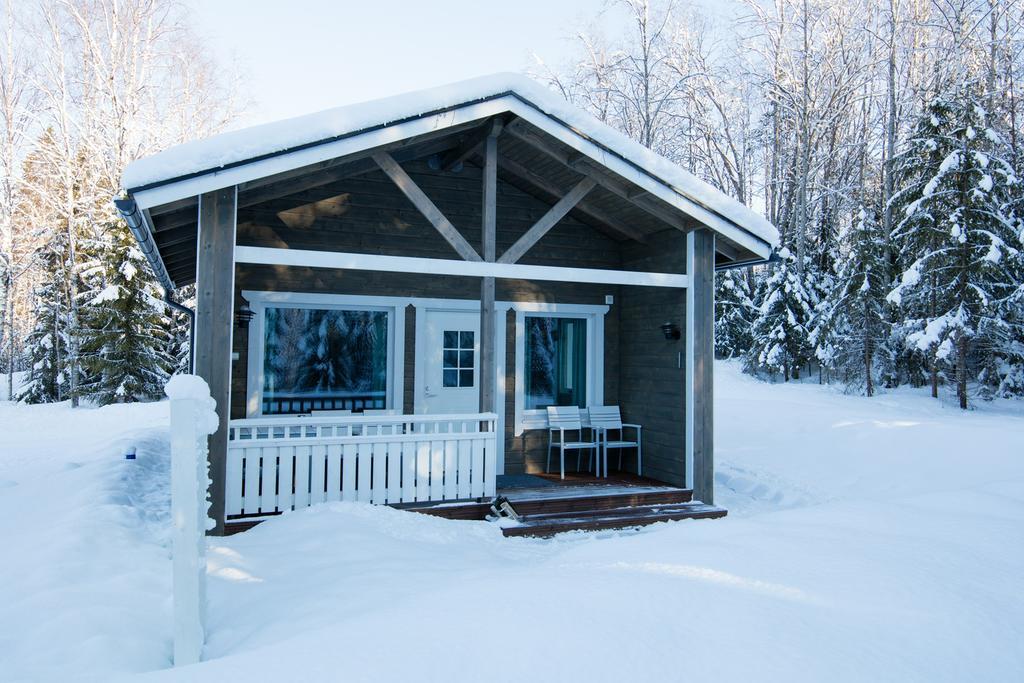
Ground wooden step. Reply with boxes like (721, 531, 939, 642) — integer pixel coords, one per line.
(501, 502, 727, 538)
(503, 486, 692, 517)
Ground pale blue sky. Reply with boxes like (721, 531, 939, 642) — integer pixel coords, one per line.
(186, 0, 611, 128)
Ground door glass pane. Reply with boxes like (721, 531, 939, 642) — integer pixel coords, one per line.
(263, 307, 388, 414)
(525, 317, 587, 409)
(442, 328, 475, 387)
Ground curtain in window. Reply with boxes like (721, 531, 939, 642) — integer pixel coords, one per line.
(262, 307, 388, 414)
(525, 316, 587, 409)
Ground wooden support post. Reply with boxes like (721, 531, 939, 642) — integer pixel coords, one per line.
(194, 187, 237, 535)
(690, 229, 715, 504)
(479, 133, 498, 415)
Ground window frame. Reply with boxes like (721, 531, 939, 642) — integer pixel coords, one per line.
(243, 291, 405, 417)
(512, 302, 607, 435)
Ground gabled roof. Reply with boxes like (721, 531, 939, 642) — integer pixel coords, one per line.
(122, 74, 778, 263)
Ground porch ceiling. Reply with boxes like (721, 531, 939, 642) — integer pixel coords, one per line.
(144, 115, 759, 288)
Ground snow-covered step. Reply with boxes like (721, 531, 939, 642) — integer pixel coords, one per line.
(503, 486, 693, 517)
(502, 501, 727, 538)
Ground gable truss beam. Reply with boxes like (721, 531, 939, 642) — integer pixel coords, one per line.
(489, 154, 647, 244)
(236, 136, 467, 211)
(498, 177, 597, 263)
(372, 151, 482, 262)
(504, 121, 696, 234)
(236, 118, 485, 195)
(441, 116, 508, 172)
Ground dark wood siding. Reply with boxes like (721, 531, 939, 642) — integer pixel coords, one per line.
(617, 229, 687, 487)
(229, 160, 685, 482)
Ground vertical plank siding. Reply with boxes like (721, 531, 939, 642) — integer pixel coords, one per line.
(617, 230, 687, 487)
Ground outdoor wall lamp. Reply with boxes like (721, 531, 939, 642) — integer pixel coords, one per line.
(235, 302, 255, 328)
(660, 321, 681, 340)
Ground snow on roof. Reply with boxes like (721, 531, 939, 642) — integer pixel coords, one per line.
(123, 73, 778, 248)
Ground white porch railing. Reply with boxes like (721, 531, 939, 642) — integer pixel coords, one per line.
(225, 413, 498, 518)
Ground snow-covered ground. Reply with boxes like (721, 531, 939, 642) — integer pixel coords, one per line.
(1, 363, 1022, 682)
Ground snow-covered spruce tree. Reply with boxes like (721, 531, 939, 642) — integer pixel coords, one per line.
(888, 84, 1022, 409)
(18, 248, 67, 404)
(813, 207, 891, 395)
(748, 248, 816, 380)
(715, 269, 756, 358)
(167, 284, 195, 376)
(77, 222, 173, 404)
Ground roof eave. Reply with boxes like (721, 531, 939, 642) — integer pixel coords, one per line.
(114, 196, 176, 291)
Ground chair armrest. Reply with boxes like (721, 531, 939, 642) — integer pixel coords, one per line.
(622, 423, 642, 437)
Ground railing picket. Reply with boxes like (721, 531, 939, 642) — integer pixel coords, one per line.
(357, 442, 373, 502)
(293, 445, 311, 509)
(401, 441, 416, 503)
(416, 441, 431, 502)
(387, 441, 402, 504)
(243, 447, 261, 514)
(457, 440, 472, 499)
(326, 444, 343, 502)
(430, 441, 446, 501)
(309, 445, 327, 505)
(371, 442, 387, 505)
(225, 446, 244, 517)
(260, 447, 278, 513)
(341, 444, 357, 502)
(277, 445, 295, 512)
(470, 438, 486, 498)
(482, 436, 497, 497)
(443, 440, 458, 500)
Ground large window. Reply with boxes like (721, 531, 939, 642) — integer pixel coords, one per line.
(262, 306, 388, 414)
(524, 316, 587, 409)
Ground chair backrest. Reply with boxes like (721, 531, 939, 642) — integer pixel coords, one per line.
(311, 409, 352, 417)
(587, 406, 623, 430)
(547, 406, 583, 431)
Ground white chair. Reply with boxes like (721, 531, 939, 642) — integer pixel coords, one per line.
(587, 406, 642, 477)
(546, 406, 599, 480)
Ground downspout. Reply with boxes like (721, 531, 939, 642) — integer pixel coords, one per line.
(164, 289, 195, 375)
(114, 196, 194, 373)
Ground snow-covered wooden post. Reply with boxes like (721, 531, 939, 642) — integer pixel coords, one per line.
(165, 375, 218, 667)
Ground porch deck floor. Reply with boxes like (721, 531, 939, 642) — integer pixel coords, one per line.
(498, 471, 681, 502)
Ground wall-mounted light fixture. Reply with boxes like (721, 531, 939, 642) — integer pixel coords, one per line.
(235, 302, 255, 329)
(660, 321, 681, 340)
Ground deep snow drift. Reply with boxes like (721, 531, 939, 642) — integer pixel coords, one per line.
(0, 363, 1021, 682)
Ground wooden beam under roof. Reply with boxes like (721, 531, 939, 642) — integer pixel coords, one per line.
(440, 116, 507, 171)
(486, 153, 648, 244)
(236, 136, 465, 211)
(372, 151, 482, 262)
(504, 120, 697, 234)
(235, 117, 485, 195)
(498, 177, 597, 264)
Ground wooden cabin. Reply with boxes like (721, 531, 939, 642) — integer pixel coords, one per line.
(117, 74, 778, 536)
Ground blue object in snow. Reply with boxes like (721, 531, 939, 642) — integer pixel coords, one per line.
(125, 447, 137, 460)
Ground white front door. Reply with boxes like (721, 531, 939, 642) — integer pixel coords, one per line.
(420, 309, 480, 414)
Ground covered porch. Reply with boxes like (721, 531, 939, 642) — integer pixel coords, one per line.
(117, 76, 775, 535)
